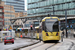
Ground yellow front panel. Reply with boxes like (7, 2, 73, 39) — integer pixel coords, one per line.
(36, 33, 39, 39)
(42, 31, 60, 41)
(43, 36, 60, 41)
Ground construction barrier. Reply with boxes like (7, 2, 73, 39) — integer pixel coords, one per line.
(0, 38, 2, 42)
(16, 33, 20, 38)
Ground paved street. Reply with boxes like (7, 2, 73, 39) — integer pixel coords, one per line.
(20, 38, 75, 50)
(0, 37, 75, 50)
(0, 38, 39, 50)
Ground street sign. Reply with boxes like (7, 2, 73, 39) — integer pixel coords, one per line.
(9, 25, 13, 30)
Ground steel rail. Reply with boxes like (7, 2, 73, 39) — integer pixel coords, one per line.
(45, 43, 57, 50)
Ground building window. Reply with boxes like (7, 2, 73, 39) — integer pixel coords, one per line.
(42, 0, 46, 1)
(0, 9, 2, 12)
(0, 14, 2, 16)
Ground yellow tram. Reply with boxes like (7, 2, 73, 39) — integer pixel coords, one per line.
(41, 17, 60, 42)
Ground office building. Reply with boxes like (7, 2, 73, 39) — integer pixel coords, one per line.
(13, 12, 27, 29)
(27, 0, 75, 17)
(15, 12, 27, 18)
(2, 0, 25, 12)
(27, 0, 75, 28)
(0, 1, 27, 29)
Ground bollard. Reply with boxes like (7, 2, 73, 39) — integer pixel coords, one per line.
(1, 38, 2, 42)
(17, 33, 19, 38)
(61, 33, 63, 42)
(0, 38, 2, 42)
(20, 35, 23, 38)
(61, 36, 63, 42)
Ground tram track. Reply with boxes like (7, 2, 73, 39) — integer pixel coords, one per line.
(68, 41, 74, 50)
(29, 42, 44, 50)
(29, 42, 57, 50)
(45, 43, 57, 50)
(17, 38, 75, 50)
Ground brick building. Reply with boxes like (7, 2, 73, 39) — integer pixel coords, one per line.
(0, 1, 15, 28)
(0, 6, 4, 30)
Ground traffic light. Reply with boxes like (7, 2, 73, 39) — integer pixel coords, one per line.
(31, 27, 33, 30)
(30, 25, 33, 30)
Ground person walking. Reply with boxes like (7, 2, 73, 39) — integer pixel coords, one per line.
(61, 31, 64, 42)
(62, 31, 64, 37)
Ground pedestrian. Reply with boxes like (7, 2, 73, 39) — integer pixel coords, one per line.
(62, 31, 64, 37)
(61, 31, 64, 42)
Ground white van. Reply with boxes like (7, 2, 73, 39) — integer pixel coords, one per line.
(0, 30, 15, 39)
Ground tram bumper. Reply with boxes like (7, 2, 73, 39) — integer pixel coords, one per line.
(43, 36, 60, 41)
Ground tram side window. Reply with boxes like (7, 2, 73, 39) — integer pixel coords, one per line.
(42, 22, 46, 32)
(42, 22, 45, 30)
(53, 21, 59, 32)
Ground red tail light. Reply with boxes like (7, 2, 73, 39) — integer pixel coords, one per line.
(56, 33, 59, 36)
(46, 33, 49, 36)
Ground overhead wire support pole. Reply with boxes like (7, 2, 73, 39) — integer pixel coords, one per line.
(64, 2, 75, 38)
(44, 8, 52, 17)
(53, 6, 54, 16)
(65, 9, 68, 38)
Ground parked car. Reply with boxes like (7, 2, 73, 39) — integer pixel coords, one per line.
(4, 36, 14, 45)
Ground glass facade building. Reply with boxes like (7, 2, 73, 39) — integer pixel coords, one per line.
(27, 0, 75, 28)
(27, 0, 75, 17)
(2, 0, 25, 12)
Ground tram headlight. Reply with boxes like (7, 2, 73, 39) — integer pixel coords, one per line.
(46, 33, 49, 36)
(56, 33, 59, 36)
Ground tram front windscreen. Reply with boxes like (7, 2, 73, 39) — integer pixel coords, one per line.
(45, 19, 59, 32)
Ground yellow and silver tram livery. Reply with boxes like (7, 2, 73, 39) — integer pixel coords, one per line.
(35, 26, 40, 39)
(41, 17, 60, 42)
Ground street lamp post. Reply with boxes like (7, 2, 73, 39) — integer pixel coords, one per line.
(53, 6, 55, 15)
(44, 8, 51, 17)
(65, 9, 68, 38)
(65, 2, 75, 38)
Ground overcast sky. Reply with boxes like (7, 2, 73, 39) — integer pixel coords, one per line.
(25, 0, 27, 11)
